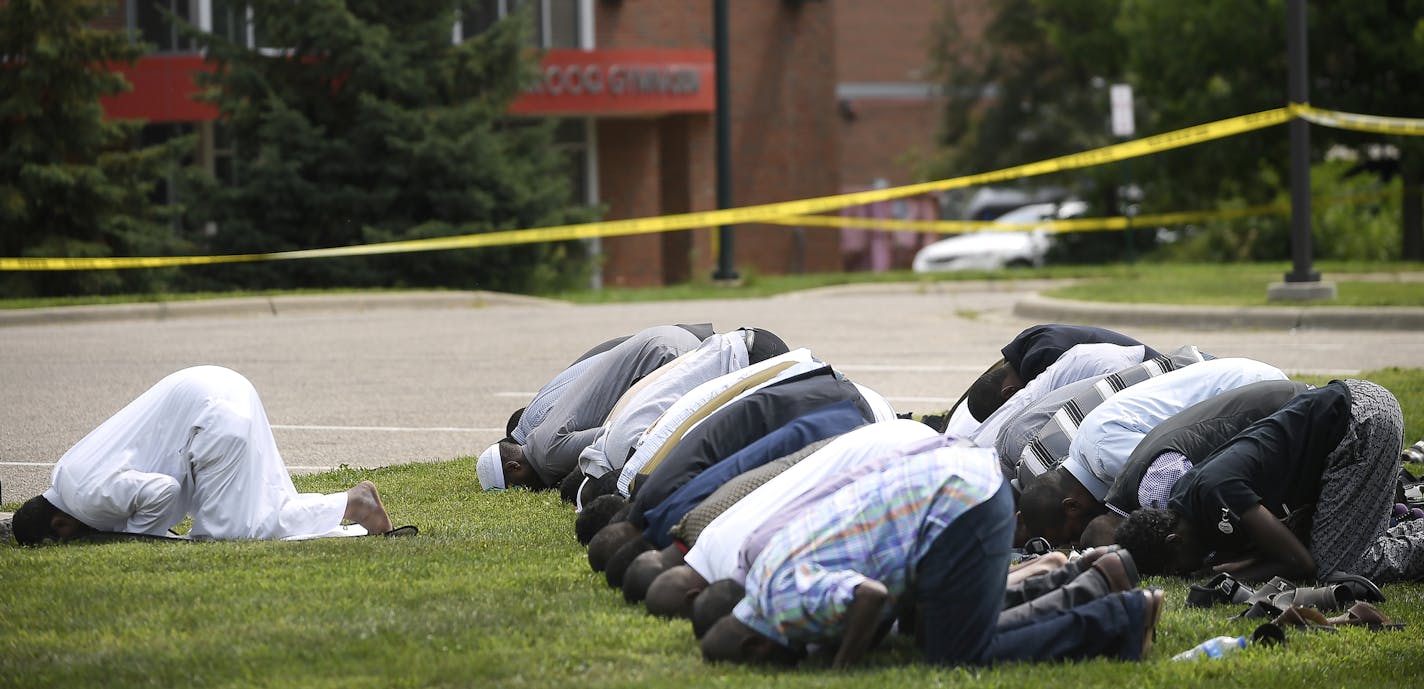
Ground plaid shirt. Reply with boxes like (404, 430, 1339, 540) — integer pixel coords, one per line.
(733, 444, 1001, 648)
(1138, 450, 1192, 510)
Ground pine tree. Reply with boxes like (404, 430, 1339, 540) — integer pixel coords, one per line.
(185, 0, 592, 292)
(0, 0, 190, 296)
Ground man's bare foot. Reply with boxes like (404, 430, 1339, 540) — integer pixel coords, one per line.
(344, 481, 393, 534)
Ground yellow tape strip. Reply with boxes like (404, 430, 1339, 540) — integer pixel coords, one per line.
(768, 203, 1289, 235)
(1293, 103, 1424, 136)
(773, 187, 1398, 236)
(0, 107, 1293, 271)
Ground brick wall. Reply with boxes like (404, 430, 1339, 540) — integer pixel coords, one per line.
(594, 0, 842, 283)
(596, 119, 665, 287)
(833, 0, 948, 190)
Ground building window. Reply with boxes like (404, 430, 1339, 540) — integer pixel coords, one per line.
(133, 0, 200, 52)
(131, 1, 281, 53)
(456, 0, 583, 49)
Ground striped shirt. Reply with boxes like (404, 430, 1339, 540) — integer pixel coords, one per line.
(733, 444, 1002, 648)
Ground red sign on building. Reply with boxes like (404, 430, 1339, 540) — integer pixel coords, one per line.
(100, 55, 218, 123)
(510, 49, 715, 116)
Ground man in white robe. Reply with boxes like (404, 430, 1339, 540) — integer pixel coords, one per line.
(11, 366, 392, 544)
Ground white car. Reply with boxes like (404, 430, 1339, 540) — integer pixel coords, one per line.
(912, 200, 1086, 273)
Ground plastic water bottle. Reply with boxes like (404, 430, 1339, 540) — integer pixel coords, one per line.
(1172, 635, 1247, 661)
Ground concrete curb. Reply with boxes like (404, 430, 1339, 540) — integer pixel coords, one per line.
(0, 291, 567, 328)
(1015, 294, 1424, 331)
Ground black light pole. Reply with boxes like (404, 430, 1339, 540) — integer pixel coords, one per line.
(1270, 0, 1333, 300)
(1284, 0, 1318, 284)
(712, 0, 738, 282)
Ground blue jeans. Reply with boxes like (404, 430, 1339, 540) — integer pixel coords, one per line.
(915, 484, 1146, 665)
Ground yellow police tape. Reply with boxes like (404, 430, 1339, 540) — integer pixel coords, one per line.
(2, 103, 1417, 272)
(773, 187, 1398, 236)
(1292, 103, 1424, 136)
(766, 203, 1290, 235)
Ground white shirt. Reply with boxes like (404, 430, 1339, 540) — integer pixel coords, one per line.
(44, 366, 347, 540)
(1065, 357, 1288, 500)
(971, 343, 1146, 449)
(943, 402, 981, 440)
(683, 419, 940, 584)
(578, 332, 749, 479)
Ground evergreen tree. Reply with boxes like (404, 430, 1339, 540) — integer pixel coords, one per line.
(0, 0, 190, 296)
(185, 0, 592, 292)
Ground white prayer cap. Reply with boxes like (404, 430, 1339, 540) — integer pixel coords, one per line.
(476, 443, 505, 490)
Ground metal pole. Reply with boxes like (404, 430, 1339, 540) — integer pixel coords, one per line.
(712, 0, 738, 281)
(1284, 0, 1318, 283)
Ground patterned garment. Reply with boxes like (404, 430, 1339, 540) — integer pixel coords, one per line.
(733, 444, 1001, 648)
(1312, 379, 1405, 579)
(511, 352, 607, 444)
(1137, 450, 1193, 510)
(668, 436, 836, 547)
(1017, 345, 1205, 486)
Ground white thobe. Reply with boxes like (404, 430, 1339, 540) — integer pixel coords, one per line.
(1064, 357, 1288, 500)
(683, 419, 940, 584)
(43, 366, 347, 540)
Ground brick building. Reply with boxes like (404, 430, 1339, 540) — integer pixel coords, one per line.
(96, 0, 960, 286)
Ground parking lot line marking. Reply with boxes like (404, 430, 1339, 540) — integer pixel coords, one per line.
(2, 461, 370, 471)
(271, 424, 501, 433)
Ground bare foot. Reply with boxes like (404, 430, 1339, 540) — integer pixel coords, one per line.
(344, 481, 393, 534)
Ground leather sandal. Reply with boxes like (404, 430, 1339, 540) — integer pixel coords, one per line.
(1139, 588, 1166, 658)
(1243, 576, 1296, 605)
(1271, 605, 1337, 633)
(1187, 572, 1253, 608)
(1270, 584, 1355, 612)
(1325, 602, 1406, 630)
(1321, 571, 1386, 604)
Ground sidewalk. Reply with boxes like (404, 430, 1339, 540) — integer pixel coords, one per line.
(0, 290, 566, 327)
(2, 284, 1422, 330)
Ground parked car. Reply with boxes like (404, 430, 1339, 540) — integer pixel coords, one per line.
(911, 200, 1087, 273)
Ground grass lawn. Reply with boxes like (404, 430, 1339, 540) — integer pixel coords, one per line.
(5, 368, 1424, 689)
(1043, 261, 1424, 307)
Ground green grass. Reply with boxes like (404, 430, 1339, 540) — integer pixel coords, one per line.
(5, 369, 1424, 689)
(1044, 262, 1424, 307)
